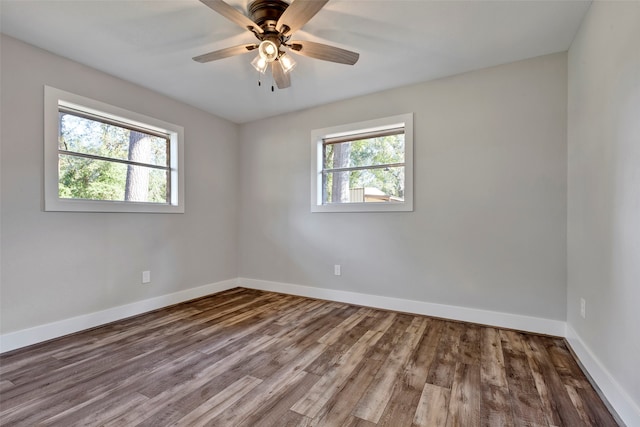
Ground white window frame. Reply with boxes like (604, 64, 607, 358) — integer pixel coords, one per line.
(310, 113, 414, 213)
(44, 86, 185, 213)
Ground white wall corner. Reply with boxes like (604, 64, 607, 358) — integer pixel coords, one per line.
(0, 279, 239, 354)
(237, 277, 566, 336)
(565, 324, 640, 427)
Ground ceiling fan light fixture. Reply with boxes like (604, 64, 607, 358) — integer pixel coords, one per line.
(251, 55, 269, 73)
(194, 0, 360, 90)
(258, 39, 279, 62)
(279, 53, 296, 73)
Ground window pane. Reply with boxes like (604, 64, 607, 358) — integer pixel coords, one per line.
(59, 154, 168, 203)
(323, 166, 405, 204)
(59, 112, 168, 167)
(323, 134, 404, 169)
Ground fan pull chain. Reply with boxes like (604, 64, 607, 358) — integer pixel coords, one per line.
(254, 71, 276, 92)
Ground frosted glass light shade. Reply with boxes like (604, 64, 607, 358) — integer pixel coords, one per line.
(258, 40, 278, 62)
(251, 55, 268, 73)
(279, 53, 296, 73)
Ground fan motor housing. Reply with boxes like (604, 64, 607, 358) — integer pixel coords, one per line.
(249, 0, 289, 30)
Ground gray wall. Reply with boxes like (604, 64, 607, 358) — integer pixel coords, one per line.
(0, 35, 239, 333)
(567, 1, 640, 406)
(238, 53, 568, 320)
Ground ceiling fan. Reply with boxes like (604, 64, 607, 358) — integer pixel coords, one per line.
(193, 0, 360, 90)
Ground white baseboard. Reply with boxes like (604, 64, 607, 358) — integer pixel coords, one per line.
(565, 324, 640, 427)
(0, 279, 238, 354)
(238, 277, 566, 336)
(0, 277, 565, 353)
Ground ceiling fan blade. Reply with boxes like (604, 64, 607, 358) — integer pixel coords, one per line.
(289, 40, 359, 65)
(193, 44, 258, 63)
(272, 60, 291, 89)
(276, 0, 329, 35)
(200, 0, 263, 34)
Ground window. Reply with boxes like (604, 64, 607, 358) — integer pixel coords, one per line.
(311, 113, 413, 212)
(44, 86, 184, 213)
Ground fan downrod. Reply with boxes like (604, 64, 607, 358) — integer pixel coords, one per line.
(248, 0, 289, 30)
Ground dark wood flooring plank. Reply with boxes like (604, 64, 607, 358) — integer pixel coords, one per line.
(565, 384, 594, 426)
(376, 381, 420, 427)
(377, 319, 447, 427)
(268, 307, 353, 367)
(362, 312, 408, 361)
(99, 334, 280, 426)
(317, 307, 371, 345)
(524, 336, 583, 426)
(480, 383, 514, 427)
(135, 348, 227, 398)
(566, 382, 619, 427)
(194, 296, 303, 355)
(172, 375, 263, 426)
(304, 325, 367, 376)
(206, 344, 326, 426)
(1, 304, 249, 407)
(459, 324, 481, 365)
(344, 415, 378, 427)
(480, 327, 508, 388)
(413, 382, 450, 427)
(133, 350, 274, 426)
(0, 343, 170, 425)
(274, 299, 327, 326)
(290, 330, 384, 418)
(426, 322, 464, 388)
(49, 289, 257, 363)
(404, 319, 445, 391)
(500, 330, 549, 427)
(291, 313, 400, 421)
(270, 411, 312, 426)
(544, 337, 587, 389)
(48, 307, 203, 361)
(0, 355, 68, 386)
(307, 351, 384, 426)
(0, 380, 14, 393)
(353, 316, 428, 423)
(242, 371, 320, 427)
(41, 391, 149, 426)
(308, 313, 412, 426)
(446, 362, 481, 427)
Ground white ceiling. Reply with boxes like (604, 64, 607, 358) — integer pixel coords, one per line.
(0, 0, 590, 124)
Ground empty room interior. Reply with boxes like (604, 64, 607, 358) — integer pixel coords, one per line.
(1, 0, 639, 426)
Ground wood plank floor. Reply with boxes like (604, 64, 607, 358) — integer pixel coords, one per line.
(0, 288, 619, 426)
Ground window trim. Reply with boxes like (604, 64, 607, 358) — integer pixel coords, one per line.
(310, 113, 414, 213)
(44, 86, 185, 213)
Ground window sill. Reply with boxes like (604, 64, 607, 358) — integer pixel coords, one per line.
(311, 201, 413, 213)
(45, 198, 184, 214)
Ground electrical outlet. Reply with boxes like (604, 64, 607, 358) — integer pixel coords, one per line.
(334, 264, 341, 276)
(580, 298, 586, 319)
(142, 270, 151, 284)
